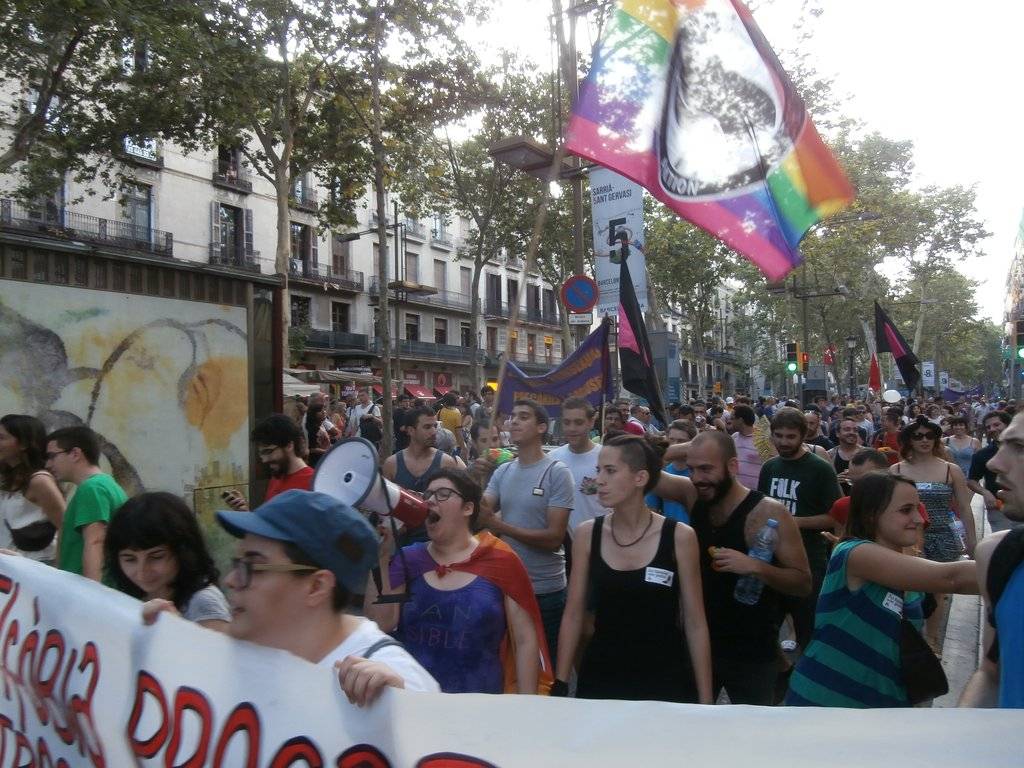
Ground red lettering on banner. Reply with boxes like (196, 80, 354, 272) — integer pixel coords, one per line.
(270, 736, 324, 767)
(211, 702, 260, 768)
(0, 573, 105, 767)
(336, 744, 391, 768)
(416, 753, 498, 768)
(166, 687, 213, 767)
(127, 671, 169, 758)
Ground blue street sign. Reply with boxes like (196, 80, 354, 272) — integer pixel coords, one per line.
(561, 275, 599, 314)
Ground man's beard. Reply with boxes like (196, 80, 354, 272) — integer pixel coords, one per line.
(775, 443, 799, 458)
(267, 461, 287, 478)
(695, 474, 734, 505)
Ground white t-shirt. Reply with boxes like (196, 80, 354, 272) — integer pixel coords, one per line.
(318, 618, 439, 693)
(346, 403, 380, 437)
(182, 585, 232, 624)
(549, 443, 611, 533)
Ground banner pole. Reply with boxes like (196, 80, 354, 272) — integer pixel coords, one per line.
(496, 142, 571, 398)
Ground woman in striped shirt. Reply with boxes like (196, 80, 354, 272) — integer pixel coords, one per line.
(786, 472, 977, 707)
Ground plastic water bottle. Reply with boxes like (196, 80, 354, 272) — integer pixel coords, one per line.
(733, 519, 780, 606)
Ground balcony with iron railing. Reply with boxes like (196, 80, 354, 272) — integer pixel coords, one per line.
(483, 299, 559, 326)
(289, 185, 318, 212)
(119, 137, 163, 169)
(209, 242, 260, 271)
(0, 198, 174, 258)
(431, 229, 455, 249)
(407, 288, 473, 312)
(289, 260, 363, 292)
(370, 337, 474, 363)
(304, 328, 369, 351)
(211, 159, 252, 193)
(404, 220, 427, 240)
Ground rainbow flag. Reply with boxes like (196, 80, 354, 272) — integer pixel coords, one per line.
(566, 0, 854, 280)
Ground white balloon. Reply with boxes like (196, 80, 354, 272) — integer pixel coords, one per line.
(882, 389, 902, 404)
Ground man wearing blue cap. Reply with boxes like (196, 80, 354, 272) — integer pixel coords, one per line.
(215, 489, 439, 705)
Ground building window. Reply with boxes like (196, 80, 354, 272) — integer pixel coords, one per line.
(123, 184, 151, 240)
(291, 295, 311, 327)
(332, 237, 350, 274)
(217, 145, 242, 179)
(486, 273, 501, 310)
(527, 333, 536, 362)
(405, 313, 420, 342)
(545, 336, 554, 363)
(32, 252, 48, 282)
(93, 260, 108, 289)
(331, 302, 350, 333)
(372, 243, 380, 277)
(507, 278, 519, 306)
(220, 204, 241, 257)
(290, 222, 312, 268)
(486, 326, 497, 353)
(543, 288, 556, 319)
(73, 256, 88, 286)
(404, 252, 419, 283)
(461, 321, 472, 348)
(434, 259, 446, 290)
(527, 284, 540, 316)
(460, 266, 471, 296)
(434, 318, 448, 345)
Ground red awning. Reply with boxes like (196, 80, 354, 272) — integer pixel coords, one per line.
(434, 386, 452, 396)
(372, 385, 383, 395)
(404, 384, 435, 400)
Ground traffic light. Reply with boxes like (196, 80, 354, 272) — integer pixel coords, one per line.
(800, 350, 809, 373)
(785, 342, 798, 372)
(1016, 321, 1024, 359)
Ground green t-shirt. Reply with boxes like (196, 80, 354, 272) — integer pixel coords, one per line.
(59, 473, 127, 575)
(758, 452, 841, 570)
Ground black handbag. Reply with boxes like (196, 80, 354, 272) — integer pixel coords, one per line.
(6, 519, 57, 552)
(899, 615, 948, 704)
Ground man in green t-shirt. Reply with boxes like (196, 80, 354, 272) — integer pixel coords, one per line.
(45, 426, 127, 581)
(758, 407, 842, 654)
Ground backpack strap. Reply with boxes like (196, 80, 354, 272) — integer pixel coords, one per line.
(985, 527, 1024, 662)
(363, 637, 403, 659)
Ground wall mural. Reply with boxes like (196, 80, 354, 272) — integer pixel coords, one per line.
(0, 282, 250, 565)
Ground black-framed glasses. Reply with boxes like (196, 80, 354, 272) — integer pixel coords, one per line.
(912, 432, 936, 441)
(44, 450, 69, 460)
(229, 558, 318, 589)
(256, 446, 281, 458)
(422, 488, 463, 503)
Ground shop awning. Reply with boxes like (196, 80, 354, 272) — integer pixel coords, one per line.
(404, 384, 435, 400)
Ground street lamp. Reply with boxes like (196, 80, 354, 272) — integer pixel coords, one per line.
(845, 335, 858, 400)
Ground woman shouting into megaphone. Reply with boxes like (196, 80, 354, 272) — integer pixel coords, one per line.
(364, 468, 553, 694)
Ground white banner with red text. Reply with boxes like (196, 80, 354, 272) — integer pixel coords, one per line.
(0, 555, 1018, 767)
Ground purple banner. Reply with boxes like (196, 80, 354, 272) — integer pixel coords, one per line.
(496, 320, 613, 419)
(943, 386, 983, 401)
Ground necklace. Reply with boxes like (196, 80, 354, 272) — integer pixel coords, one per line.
(609, 510, 654, 547)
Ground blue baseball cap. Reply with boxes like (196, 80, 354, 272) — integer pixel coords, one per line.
(216, 490, 378, 593)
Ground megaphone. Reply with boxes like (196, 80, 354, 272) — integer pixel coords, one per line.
(312, 437, 429, 529)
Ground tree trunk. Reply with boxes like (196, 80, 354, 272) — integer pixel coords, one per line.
(274, 163, 292, 364)
(370, 8, 393, 458)
(470, 252, 484, 391)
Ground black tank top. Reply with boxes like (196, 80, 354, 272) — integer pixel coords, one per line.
(690, 490, 781, 663)
(394, 449, 444, 493)
(577, 515, 697, 703)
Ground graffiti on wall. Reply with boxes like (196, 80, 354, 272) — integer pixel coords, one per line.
(0, 283, 250, 523)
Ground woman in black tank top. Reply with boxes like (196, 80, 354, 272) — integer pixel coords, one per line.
(553, 435, 713, 703)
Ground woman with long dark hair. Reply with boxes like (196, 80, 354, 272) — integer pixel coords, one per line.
(0, 414, 64, 562)
(786, 472, 977, 707)
(555, 434, 712, 703)
(104, 492, 230, 630)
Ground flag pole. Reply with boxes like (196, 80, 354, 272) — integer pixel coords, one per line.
(495, 142, 571, 400)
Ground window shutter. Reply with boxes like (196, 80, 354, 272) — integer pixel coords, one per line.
(311, 231, 319, 267)
(498, 329, 507, 350)
(243, 208, 254, 258)
(554, 338, 562, 357)
(210, 202, 221, 258)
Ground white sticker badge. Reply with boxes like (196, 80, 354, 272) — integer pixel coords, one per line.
(882, 592, 904, 616)
(645, 567, 674, 587)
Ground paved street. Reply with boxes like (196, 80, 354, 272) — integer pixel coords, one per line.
(934, 495, 989, 707)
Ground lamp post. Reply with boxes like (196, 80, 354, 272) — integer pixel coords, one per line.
(845, 335, 858, 400)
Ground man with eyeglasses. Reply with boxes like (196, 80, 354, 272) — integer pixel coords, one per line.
(45, 426, 127, 581)
(223, 415, 313, 511)
(213, 489, 439, 706)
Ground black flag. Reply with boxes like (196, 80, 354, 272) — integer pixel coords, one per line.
(618, 259, 666, 424)
(875, 302, 921, 389)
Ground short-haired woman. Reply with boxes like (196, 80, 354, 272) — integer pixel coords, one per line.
(786, 472, 977, 707)
(555, 434, 713, 703)
(105, 492, 230, 630)
(0, 414, 64, 563)
(365, 468, 550, 694)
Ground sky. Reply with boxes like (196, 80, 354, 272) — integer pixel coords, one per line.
(479, 0, 1024, 326)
